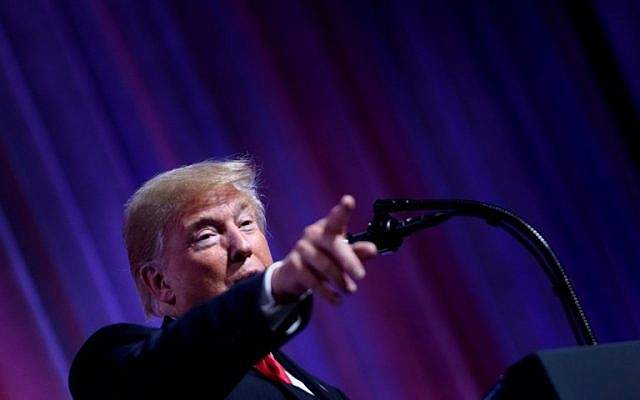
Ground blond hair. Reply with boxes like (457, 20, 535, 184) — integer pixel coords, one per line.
(123, 158, 264, 317)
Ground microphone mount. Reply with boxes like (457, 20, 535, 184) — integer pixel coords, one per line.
(347, 198, 597, 347)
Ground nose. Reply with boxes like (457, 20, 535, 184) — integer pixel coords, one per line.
(226, 225, 252, 265)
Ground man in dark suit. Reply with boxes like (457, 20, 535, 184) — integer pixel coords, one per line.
(68, 159, 377, 399)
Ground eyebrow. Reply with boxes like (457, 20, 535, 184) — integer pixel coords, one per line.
(184, 201, 252, 234)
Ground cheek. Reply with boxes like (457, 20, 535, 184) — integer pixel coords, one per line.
(192, 251, 228, 282)
(173, 251, 228, 297)
(252, 234, 273, 266)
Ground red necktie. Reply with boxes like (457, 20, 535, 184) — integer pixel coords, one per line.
(254, 353, 292, 385)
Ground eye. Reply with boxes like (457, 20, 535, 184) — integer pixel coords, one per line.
(193, 229, 218, 248)
(239, 219, 255, 230)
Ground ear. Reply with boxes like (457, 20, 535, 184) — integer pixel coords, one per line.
(139, 264, 176, 306)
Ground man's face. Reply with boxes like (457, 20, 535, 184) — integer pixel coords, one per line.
(161, 190, 273, 316)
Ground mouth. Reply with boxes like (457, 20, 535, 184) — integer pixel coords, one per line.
(230, 270, 260, 286)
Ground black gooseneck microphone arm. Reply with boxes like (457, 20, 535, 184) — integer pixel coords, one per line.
(347, 198, 597, 347)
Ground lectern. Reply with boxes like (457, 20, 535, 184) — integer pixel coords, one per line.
(485, 340, 640, 399)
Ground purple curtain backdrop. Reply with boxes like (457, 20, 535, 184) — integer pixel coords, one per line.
(1, 0, 639, 399)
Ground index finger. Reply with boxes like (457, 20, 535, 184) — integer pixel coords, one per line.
(324, 195, 355, 234)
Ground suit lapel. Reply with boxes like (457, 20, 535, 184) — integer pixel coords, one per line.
(162, 317, 343, 399)
(274, 351, 344, 400)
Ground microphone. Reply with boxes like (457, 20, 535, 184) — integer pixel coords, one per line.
(347, 210, 452, 253)
(346, 198, 597, 346)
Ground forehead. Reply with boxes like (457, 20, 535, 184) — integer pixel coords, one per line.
(178, 190, 254, 228)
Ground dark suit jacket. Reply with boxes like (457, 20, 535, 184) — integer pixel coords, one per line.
(68, 273, 348, 399)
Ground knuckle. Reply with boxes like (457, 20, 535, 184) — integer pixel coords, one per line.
(306, 224, 322, 237)
(289, 252, 303, 268)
